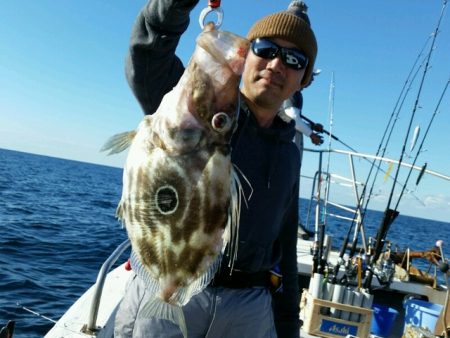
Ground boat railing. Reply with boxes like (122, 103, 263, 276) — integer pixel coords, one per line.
(303, 149, 363, 219)
(302, 147, 450, 253)
(82, 239, 131, 334)
(302, 148, 368, 251)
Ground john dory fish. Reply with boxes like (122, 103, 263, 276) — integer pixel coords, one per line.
(102, 23, 249, 336)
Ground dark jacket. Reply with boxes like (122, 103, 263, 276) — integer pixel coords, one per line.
(125, 1, 301, 336)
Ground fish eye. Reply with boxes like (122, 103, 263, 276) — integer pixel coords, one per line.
(211, 112, 231, 133)
(155, 185, 179, 215)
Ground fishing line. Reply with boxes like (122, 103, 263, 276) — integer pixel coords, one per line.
(394, 77, 450, 210)
(345, 44, 432, 260)
(16, 302, 57, 324)
(16, 302, 93, 336)
(314, 72, 336, 275)
(373, 36, 431, 161)
(326, 48, 426, 261)
(361, 36, 431, 223)
(305, 21, 439, 282)
(386, 0, 447, 212)
(364, 0, 448, 290)
(323, 72, 335, 225)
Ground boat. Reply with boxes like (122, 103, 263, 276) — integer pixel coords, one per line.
(38, 144, 450, 338)
(296, 147, 450, 338)
(19, 1, 450, 337)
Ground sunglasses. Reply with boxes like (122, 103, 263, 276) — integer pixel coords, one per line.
(251, 38, 308, 71)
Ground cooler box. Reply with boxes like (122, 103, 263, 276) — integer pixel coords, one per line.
(403, 298, 443, 332)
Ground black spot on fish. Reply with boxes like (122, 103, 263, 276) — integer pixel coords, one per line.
(155, 185, 178, 214)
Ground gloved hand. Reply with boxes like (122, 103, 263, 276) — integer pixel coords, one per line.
(311, 123, 323, 133)
(310, 133, 323, 145)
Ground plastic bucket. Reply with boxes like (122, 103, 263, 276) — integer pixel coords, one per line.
(371, 304, 399, 337)
(403, 298, 443, 332)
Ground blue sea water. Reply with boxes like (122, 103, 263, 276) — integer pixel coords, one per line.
(0, 148, 448, 337)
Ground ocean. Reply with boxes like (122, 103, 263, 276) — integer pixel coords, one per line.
(0, 148, 449, 337)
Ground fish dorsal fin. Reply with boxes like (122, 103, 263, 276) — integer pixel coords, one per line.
(100, 130, 137, 155)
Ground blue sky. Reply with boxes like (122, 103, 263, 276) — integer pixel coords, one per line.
(1, 1, 449, 221)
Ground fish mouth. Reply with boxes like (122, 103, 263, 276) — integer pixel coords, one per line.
(170, 127, 203, 153)
(176, 128, 202, 143)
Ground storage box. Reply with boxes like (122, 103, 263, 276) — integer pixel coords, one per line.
(301, 290, 373, 338)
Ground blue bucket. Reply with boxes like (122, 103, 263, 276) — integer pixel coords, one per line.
(371, 304, 399, 337)
(403, 298, 443, 332)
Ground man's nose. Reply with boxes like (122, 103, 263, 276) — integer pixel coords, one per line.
(266, 54, 285, 71)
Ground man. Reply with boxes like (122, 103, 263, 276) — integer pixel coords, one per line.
(115, 0, 318, 337)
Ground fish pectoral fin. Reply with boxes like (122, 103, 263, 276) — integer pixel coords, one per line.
(100, 130, 137, 155)
(139, 297, 187, 338)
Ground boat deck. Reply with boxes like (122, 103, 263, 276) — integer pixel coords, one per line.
(44, 240, 447, 338)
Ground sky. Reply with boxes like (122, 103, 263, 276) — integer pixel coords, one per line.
(1, 0, 449, 221)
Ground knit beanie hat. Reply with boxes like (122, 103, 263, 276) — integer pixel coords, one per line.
(247, 0, 318, 87)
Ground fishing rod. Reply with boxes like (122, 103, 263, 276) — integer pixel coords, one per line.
(323, 71, 335, 216)
(302, 110, 430, 196)
(306, 60, 426, 276)
(303, 34, 440, 286)
(364, 0, 447, 290)
(385, 0, 446, 212)
(344, 36, 440, 271)
(347, 38, 431, 260)
(304, 74, 426, 283)
(317, 72, 336, 235)
(361, 43, 430, 220)
(301, 114, 359, 153)
(311, 153, 322, 275)
(318, 72, 336, 276)
(394, 77, 450, 209)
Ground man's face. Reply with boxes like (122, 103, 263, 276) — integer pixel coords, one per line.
(241, 38, 305, 110)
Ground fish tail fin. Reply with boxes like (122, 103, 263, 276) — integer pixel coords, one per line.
(139, 297, 187, 338)
(100, 130, 137, 155)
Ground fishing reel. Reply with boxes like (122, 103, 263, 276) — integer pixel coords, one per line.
(373, 257, 395, 284)
(372, 242, 396, 284)
(339, 254, 369, 286)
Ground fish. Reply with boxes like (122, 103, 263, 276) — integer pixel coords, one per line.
(102, 23, 249, 337)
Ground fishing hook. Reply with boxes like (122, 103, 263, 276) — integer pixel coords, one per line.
(199, 0, 223, 29)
